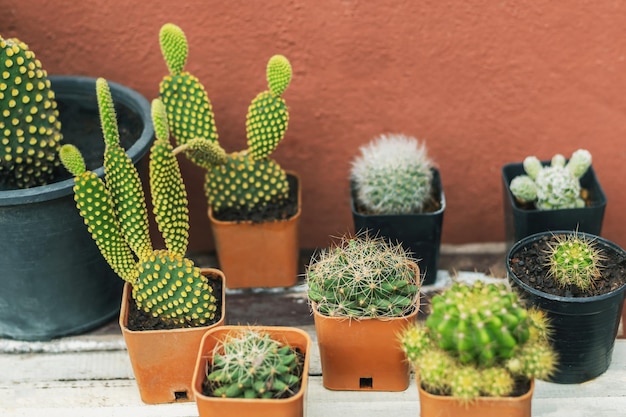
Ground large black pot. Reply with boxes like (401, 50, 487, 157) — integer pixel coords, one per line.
(351, 168, 445, 285)
(0, 76, 153, 341)
(501, 162, 607, 251)
(506, 231, 626, 384)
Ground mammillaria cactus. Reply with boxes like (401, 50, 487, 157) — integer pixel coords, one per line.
(204, 328, 303, 399)
(545, 232, 604, 292)
(59, 78, 220, 326)
(0, 36, 62, 188)
(400, 281, 556, 402)
(509, 149, 592, 210)
(158, 23, 293, 215)
(350, 134, 434, 215)
(305, 234, 420, 319)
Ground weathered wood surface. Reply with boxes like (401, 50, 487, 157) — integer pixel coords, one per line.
(1, 329, 624, 417)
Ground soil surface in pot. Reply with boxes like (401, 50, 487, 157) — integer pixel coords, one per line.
(508, 234, 626, 298)
(421, 377, 531, 398)
(211, 174, 299, 223)
(126, 272, 223, 331)
(201, 347, 305, 398)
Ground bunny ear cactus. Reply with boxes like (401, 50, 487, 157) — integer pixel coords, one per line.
(0, 36, 62, 188)
(509, 149, 592, 210)
(400, 281, 556, 403)
(60, 78, 219, 326)
(158, 23, 293, 215)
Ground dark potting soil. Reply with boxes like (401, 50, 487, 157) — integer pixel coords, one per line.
(508, 234, 626, 298)
(201, 347, 306, 399)
(126, 271, 224, 331)
(211, 174, 299, 223)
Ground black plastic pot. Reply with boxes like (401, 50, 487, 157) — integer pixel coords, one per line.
(0, 76, 153, 341)
(501, 162, 607, 250)
(351, 168, 445, 285)
(506, 231, 626, 384)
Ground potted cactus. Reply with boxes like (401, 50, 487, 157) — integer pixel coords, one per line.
(0, 36, 153, 340)
(192, 326, 311, 417)
(60, 79, 226, 404)
(305, 233, 421, 391)
(400, 281, 557, 417)
(507, 230, 626, 384)
(502, 149, 607, 249)
(350, 134, 445, 285)
(157, 23, 300, 289)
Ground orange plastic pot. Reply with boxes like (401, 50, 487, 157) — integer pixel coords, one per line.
(192, 325, 311, 417)
(119, 268, 226, 404)
(208, 172, 301, 289)
(418, 379, 534, 417)
(312, 262, 420, 391)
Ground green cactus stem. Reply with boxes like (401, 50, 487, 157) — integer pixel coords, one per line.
(545, 232, 604, 292)
(206, 329, 302, 399)
(0, 36, 62, 188)
(60, 79, 219, 326)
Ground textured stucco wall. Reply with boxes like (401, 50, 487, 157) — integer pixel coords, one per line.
(4, 0, 626, 251)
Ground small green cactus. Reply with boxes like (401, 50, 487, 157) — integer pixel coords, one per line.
(510, 149, 592, 210)
(350, 134, 434, 215)
(205, 328, 303, 399)
(305, 234, 420, 319)
(400, 281, 557, 402)
(0, 36, 62, 189)
(545, 232, 604, 292)
(158, 23, 293, 215)
(60, 78, 220, 326)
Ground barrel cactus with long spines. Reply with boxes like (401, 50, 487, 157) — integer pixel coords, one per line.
(305, 234, 420, 319)
(350, 134, 435, 214)
(59, 78, 220, 326)
(400, 281, 557, 403)
(0, 36, 62, 189)
(205, 328, 303, 399)
(509, 149, 592, 210)
(158, 23, 292, 215)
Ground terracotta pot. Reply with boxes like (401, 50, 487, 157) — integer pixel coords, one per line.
(418, 379, 534, 417)
(208, 172, 301, 289)
(312, 262, 420, 391)
(119, 268, 226, 404)
(192, 325, 311, 417)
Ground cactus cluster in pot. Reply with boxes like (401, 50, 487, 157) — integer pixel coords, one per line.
(509, 149, 592, 210)
(400, 281, 556, 403)
(0, 35, 63, 189)
(60, 78, 221, 326)
(305, 233, 421, 319)
(203, 328, 303, 399)
(157, 23, 293, 217)
(350, 133, 435, 215)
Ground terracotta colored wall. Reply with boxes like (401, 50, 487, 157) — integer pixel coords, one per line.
(5, 0, 626, 251)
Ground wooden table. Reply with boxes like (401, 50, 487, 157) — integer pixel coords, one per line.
(1, 327, 624, 417)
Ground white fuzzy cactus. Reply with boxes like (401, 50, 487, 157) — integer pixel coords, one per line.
(350, 133, 434, 214)
(510, 149, 592, 210)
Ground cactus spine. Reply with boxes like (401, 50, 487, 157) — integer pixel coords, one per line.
(545, 232, 604, 291)
(158, 23, 292, 214)
(206, 329, 302, 399)
(0, 36, 62, 188)
(510, 149, 592, 210)
(350, 134, 434, 214)
(60, 78, 219, 326)
(305, 234, 420, 319)
(400, 281, 556, 402)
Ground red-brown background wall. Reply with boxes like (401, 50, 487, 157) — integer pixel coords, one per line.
(4, 0, 626, 251)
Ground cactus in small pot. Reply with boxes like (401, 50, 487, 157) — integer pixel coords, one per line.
(400, 281, 556, 403)
(204, 328, 303, 399)
(350, 134, 435, 215)
(60, 78, 222, 327)
(158, 23, 294, 217)
(0, 36, 63, 189)
(305, 233, 420, 319)
(509, 149, 592, 210)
